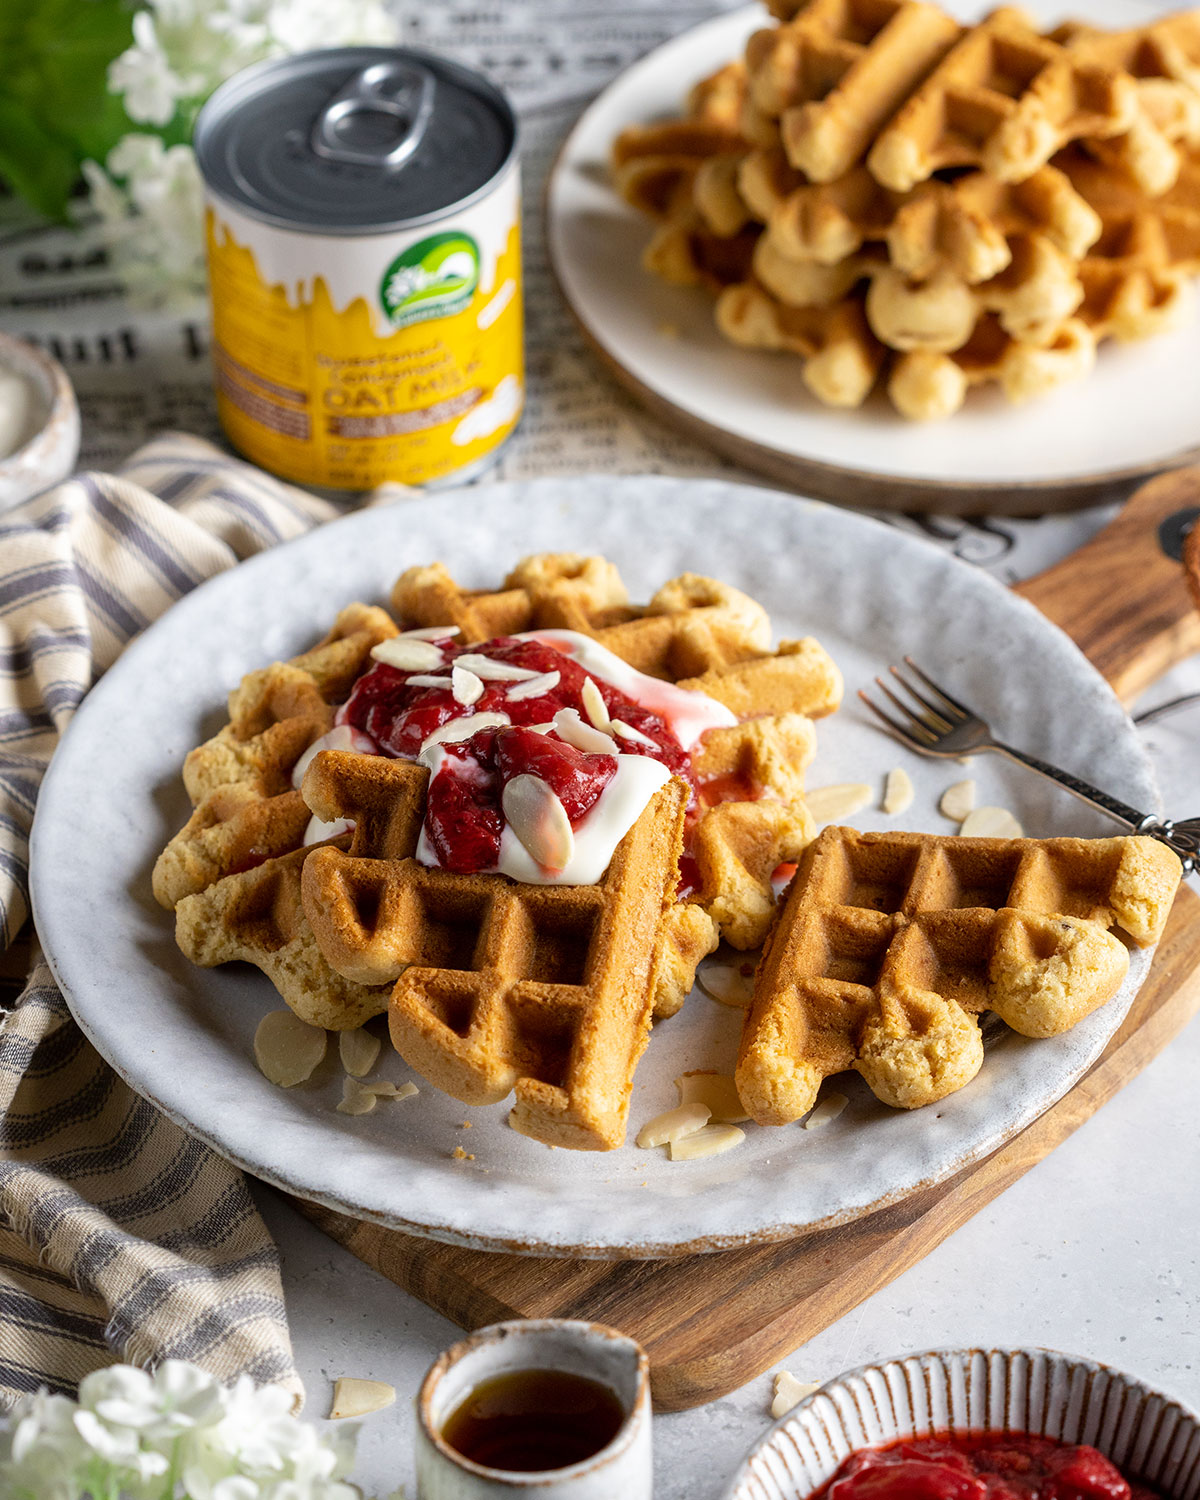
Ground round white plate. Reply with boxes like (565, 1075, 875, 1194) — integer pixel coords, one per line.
(546, 0, 1200, 515)
(31, 476, 1158, 1257)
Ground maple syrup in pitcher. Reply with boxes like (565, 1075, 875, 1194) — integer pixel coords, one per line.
(440, 1367, 626, 1471)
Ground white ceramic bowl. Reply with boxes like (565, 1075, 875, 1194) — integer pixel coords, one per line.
(726, 1349, 1200, 1500)
(0, 332, 80, 512)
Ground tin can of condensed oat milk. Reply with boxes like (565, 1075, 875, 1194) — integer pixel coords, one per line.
(193, 48, 522, 489)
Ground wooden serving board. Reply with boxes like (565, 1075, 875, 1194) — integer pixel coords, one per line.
(293, 469, 1200, 1411)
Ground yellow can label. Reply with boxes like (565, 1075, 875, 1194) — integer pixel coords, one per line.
(205, 164, 523, 489)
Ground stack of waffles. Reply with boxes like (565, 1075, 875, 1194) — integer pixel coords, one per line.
(612, 0, 1200, 419)
(154, 554, 843, 1150)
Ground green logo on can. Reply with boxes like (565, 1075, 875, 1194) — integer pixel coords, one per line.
(380, 231, 480, 329)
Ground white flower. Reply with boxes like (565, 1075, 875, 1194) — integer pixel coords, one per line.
(108, 8, 190, 126)
(265, 0, 395, 53)
(1, 1361, 364, 1500)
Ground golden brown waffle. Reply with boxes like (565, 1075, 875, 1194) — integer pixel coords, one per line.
(174, 843, 392, 1031)
(162, 556, 840, 1053)
(1056, 14, 1200, 194)
(611, 120, 749, 224)
(714, 280, 886, 407)
(390, 554, 842, 952)
(742, 0, 961, 181)
(867, 7, 1138, 191)
(298, 751, 689, 1150)
(153, 603, 397, 908)
(749, 152, 1102, 284)
(737, 826, 1183, 1125)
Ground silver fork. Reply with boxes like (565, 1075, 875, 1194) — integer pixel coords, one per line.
(858, 656, 1200, 874)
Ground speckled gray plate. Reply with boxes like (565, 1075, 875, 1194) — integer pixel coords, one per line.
(30, 477, 1159, 1258)
(726, 1348, 1200, 1500)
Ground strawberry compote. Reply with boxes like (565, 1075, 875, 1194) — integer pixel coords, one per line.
(336, 634, 695, 876)
(338, 636, 693, 788)
(815, 1435, 1161, 1500)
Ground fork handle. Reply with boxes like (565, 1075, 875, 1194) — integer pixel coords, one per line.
(993, 743, 1198, 873)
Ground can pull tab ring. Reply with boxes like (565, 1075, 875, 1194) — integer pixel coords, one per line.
(311, 60, 435, 169)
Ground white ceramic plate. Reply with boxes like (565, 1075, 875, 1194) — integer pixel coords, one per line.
(30, 476, 1158, 1257)
(726, 1348, 1200, 1500)
(546, 0, 1200, 514)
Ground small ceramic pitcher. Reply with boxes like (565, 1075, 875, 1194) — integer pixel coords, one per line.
(414, 1318, 652, 1499)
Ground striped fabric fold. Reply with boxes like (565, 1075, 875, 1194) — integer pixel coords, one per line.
(0, 432, 360, 1410)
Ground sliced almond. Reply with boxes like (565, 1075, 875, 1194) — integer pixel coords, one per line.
(960, 805, 1024, 839)
(328, 1378, 396, 1420)
(419, 711, 510, 755)
(636, 1102, 711, 1149)
(397, 626, 460, 641)
(612, 719, 658, 748)
(369, 1080, 419, 1101)
(502, 774, 574, 871)
(254, 1011, 327, 1088)
(805, 783, 873, 824)
(371, 637, 444, 673)
(676, 1072, 750, 1124)
(338, 1028, 382, 1079)
(452, 665, 485, 707)
(552, 707, 618, 756)
(581, 677, 614, 734)
(336, 1077, 378, 1115)
(883, 767, 915, 816)
(506, 670, 559, 703)
(803, 1092, 848, 1129)
(404, 674, 454, 689)
(939, 779, 977, 822)
(771, 1371, 820, 1418)
(455, 652, 540, 682)
(697, 962, 756, 1008)
(670, 1123, 745, 1161)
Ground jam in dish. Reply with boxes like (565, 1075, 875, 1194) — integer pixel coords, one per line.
(322, 629, 736, 882)
(814, 1434, 1161, 1500)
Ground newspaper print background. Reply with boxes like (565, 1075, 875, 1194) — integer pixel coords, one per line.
(0, 0, 1195, 738)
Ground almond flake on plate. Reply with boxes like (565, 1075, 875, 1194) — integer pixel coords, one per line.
(455, 652, 540, 681)
(451, 664, 484, 707)
(940, 779, 977, 822)
(338, 1028, 381, 1079)
(697, 962, 756, 1007)
(370, 1080, 419, 1101)
(552, 707, 618, 755)
(328, 1377, 396, 1419)
(636, 1102, 711, 1149)
(883, 767, 914, 816)
(803, 1092, 848, 1129)
(502, 773, 574, 870)
(676, 1072, 750, 1123)
(805, 783, 873, 824)
(581, 677, 614, 733)
(506, 669, 559, 702)
(337, 1077, 378, 1115)
(960, 805, 1024, 838)
(371, 637, 444, 673)
(253, 1011, 327, 1087)
(404, 674, 453, 689)
(670, 1123, 745, 1161)
(771, 1371, 821, 1418)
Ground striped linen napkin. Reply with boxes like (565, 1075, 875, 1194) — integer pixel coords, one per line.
(0, 432, 384, 1410)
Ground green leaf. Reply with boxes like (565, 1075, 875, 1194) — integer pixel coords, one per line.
(0, 0, 137, 221)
